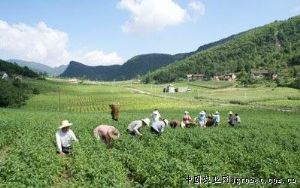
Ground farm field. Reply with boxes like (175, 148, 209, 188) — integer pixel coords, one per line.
(0, 79, 300, 187)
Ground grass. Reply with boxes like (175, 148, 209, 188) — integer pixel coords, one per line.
(0, 78, 299, 187)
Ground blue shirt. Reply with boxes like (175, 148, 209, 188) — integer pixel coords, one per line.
(213, 114, 220, 123)
(151, 121, 165, 133)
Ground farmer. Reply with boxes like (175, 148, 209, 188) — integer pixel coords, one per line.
(109, 103, 120, 121)
(197, 111, 207, 127)
(150, 119, 168, 134)
(228, 111, 237, 126)
(127, 118, 151, 136)
(235, 113, 241, 124)
(93, 125, 120, 145)
(55, 120, 78, 156)
(169, 120, 182, 128)
(150, 109, 161, 123)
(182, 111, 193, 127)
(212, 111, 221, 126)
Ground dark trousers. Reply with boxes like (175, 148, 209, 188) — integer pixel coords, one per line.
(62, 146, 71, 154)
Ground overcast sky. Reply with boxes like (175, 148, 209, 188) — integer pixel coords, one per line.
(0, 0, 299, 67)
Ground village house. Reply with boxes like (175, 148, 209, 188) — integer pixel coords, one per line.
(214, 73, 237, 81)
(251, 69, 275, 79)
(0, 71, 9, 80)
(187, 74, 205, 81)
(163, 84, 175, 93)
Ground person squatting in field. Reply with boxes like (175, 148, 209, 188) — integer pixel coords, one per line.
(182, 111, 193, 127)
(212, 111, 221, 126)
(55, 120, 78, 156)
(94, 125, 120, 145)
(228, 111, 238, 126)
(109, 103, 120, 121)
(150, 119, 168, 134)
(127, 118, 151, 136)
(196, 111, 207, 127)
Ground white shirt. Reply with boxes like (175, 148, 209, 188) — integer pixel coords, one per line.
(151, 110, 161, 123)
(127, 120, 143, 135)
(56, 129, 78, 152)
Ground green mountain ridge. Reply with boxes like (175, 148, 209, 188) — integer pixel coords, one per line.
(143, 15, 300, 85)
(60, 32, 241, 80)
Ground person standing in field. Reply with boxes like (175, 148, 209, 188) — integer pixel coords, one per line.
(55, 120, 78, 156)
(127, 118, 151, 136)
(93, 125, 120, 145)
(228, 111, 237, 126)
(150, 119, 168, 134)
(213, 111, 221, 126)
(197, 111, 207, 127)
(182, 111, 193, 127)
(109, 103, 120, 121)
(150, 109, 161, 123)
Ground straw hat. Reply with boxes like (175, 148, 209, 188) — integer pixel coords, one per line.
(108, 128, 120, 140)
(215, 111, 219, 114)
(142, 118, 151, 126)
(184, 111, 189, 114)
(228, 111, 233, 115)
(163, 119, 169, 126)
(199, 111, 205, 115)
(59, 120, 72, 129)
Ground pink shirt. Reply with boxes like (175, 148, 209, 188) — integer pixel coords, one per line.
(93, 125, 116, 140)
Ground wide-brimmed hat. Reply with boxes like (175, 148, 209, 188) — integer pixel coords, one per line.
(184, 111, 189, 114)
(228, 111, 233, 115)
(215, 111, 219, 114)
(199, 111, 205, 115)
(142, 118, 151, 126)
(163, 119, 169, 125)
(108, 128, 120, 140)
(59, 120, 72, 129)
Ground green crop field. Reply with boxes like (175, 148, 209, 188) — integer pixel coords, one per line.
(0, 79, 300, 187)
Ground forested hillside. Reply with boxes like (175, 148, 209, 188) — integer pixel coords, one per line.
(143, 16, 300, 87)
(0, 59, 40, 107)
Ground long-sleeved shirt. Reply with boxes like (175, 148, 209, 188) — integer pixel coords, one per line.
(151, 110, 161, 123)
(56, 129, 78, 152)
(127, 120, 143, 135)
(197, 114, 206, 122)
(151, 121, 165, 133)
(228, 115, 237, 125)
(213, 114, 220, 123)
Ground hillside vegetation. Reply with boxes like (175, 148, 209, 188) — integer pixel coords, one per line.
(60, 33, 243, 81)
(143, 16, 300, 87)
(0, 59, 40, 107)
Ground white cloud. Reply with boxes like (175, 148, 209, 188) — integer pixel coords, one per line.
(0, 20, 70, 67)
(79, 50, 123, 66)
(0, 20, 124, 67)
(117, 0, 188, 33)
(188, 0, 205, 17)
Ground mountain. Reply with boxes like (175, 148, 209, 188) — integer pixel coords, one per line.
(7, 59, 67, 76)
(143, 15, 300, 84)
(0, 59, 39, 78)
(61, 53, 183, 80)
(61, 35, 241, 80)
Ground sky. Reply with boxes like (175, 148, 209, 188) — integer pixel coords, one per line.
(0, 0, 299, 67)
